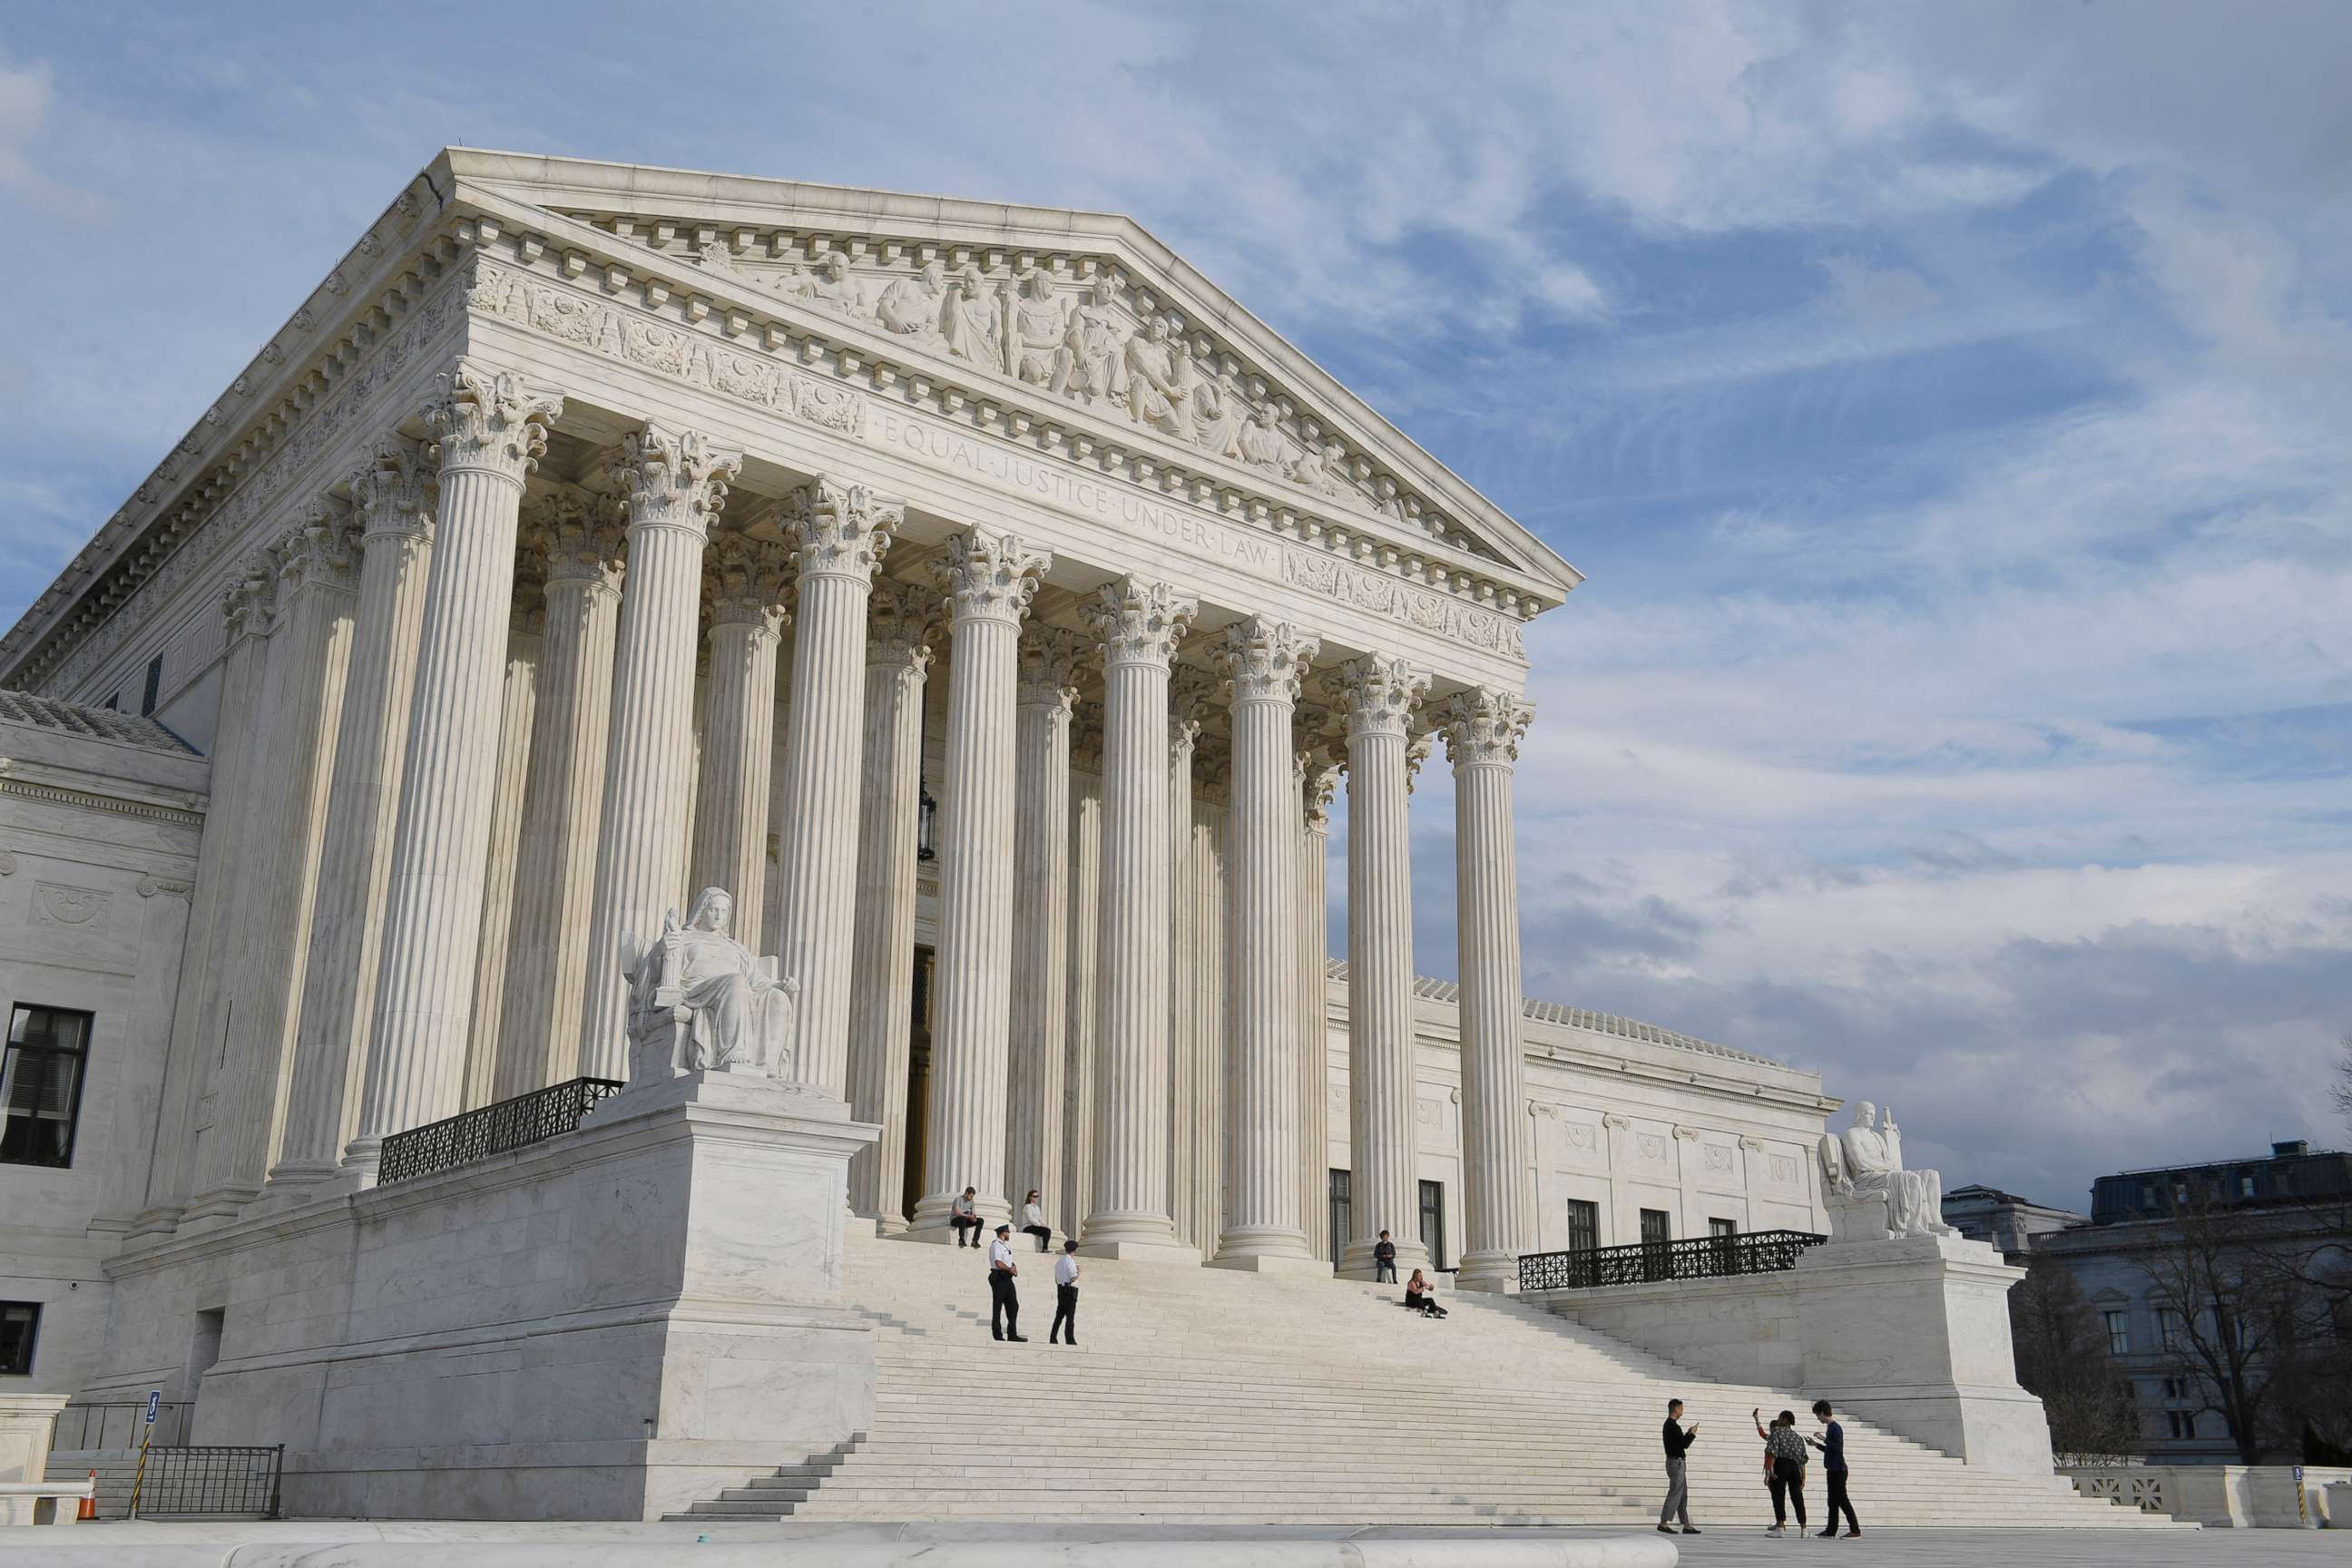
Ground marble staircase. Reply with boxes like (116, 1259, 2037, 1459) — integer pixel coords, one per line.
(669, 1230, 2176, 1527)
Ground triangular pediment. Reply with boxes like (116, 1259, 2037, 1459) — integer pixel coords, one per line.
(444, 150, 1581, 603)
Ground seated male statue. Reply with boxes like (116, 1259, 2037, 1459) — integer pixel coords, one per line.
(626, 886, 799, 1082)
(1818, 1101, 1955, 1241)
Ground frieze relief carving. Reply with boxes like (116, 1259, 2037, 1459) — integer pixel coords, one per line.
(32, 881, 112, 931)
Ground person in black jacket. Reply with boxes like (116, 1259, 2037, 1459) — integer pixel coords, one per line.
(1373, 1230, 1397, 1283)
(1658, 1398, 1700, 1534)
(1809, 1399, 1860, 1538)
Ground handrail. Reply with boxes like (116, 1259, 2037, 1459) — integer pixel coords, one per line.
(1517, 1229, 1828, 1292)
(377, 1076, 623, 1185)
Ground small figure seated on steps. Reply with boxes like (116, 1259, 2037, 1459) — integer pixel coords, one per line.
(625, 887, 799, 1084)
(1817, 1100, 1955, 1243)
(1402, 1267, 1446, 1318)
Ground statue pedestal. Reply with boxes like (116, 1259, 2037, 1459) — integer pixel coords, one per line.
(1793, 1231, 2054, 1476)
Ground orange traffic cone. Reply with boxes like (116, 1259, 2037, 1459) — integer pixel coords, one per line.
(75, 1470, 98, 1522)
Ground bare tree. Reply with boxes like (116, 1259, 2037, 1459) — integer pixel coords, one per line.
(2009, 1250, 2140, 1456)
(2335, 1031, 2352, 1132)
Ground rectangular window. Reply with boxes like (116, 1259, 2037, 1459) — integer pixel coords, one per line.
(1418, 1180, 1446, 1270)
(2165, 1411, 2196, 1441)
(0, 1302, 36, 1376)
(1708, 1217, 1739, 1237)
(1639, 1208, 1671, 1245)
(142, 654, 164, 717)
(2239, 1174, 2256, 1198)
(2, 1004, 93, 1168)
(1328, 1170, 1350, 1276)
(2104, 1308, 2132, 1357)
(2159, 1308, 2186, 1351)
(1563, 1198, 1599, 1253)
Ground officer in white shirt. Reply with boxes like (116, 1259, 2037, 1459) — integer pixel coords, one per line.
(1050, 1239, 1082, 1346)
(987, 1224, 1026, 1341)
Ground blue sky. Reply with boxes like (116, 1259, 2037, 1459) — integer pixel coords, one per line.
(3, 2, 2347, 1210)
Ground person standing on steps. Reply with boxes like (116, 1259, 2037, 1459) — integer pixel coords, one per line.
(1809, 1399, 1860, 1538)
(1373, 1230, 1397, 1284)
(1754, 1406, 1808, 1535)
(987, 1224, 1026, 1341)
(1020, 1190, 1053, 1252)
(1658, 1398, 1700, 1536)
(950, 1186, 981, 1247)
(1050, 1238, 1082, 1346)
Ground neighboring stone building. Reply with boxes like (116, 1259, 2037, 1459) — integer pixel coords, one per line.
(0, 150, 1867, 1514)
(1944, 1182, 2087, 1262)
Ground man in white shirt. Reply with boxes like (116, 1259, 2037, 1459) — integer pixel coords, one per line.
(987, 1224, 1026, 1341)
(1050, 1239, 1082, 1346)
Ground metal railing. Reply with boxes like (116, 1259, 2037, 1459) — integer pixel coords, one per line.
(51, 1400, 191, 1452)
(132, 1444, 282, 1519)
(1517, 1229, 1828, 1292)
(377, 1076, 623, 1185)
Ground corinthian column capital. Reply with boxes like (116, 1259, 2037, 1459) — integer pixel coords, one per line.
(1017, 624, 1088, 711)
(351, 437, 437, 544)
(222, 548, 279, 642)
(1441, 687, 1535, 769)
(612, 422, 742, 540)
(1083, 576, 1197, 670)
(424, 358, 563, 484)
(529, 489, 625, 593)
(867, 577, 937, 676)
(786, 475, 903, 583)
(938, 528, 1052, 627)
(704, 530, 793, 632)
(1168, 663, 1218, 749)
(1212, 616, 1319, 705)
(1325, 652, 1429, 741)
(278, 496, 359, 597)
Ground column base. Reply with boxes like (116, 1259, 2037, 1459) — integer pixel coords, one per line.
(122, 1204, 186, 1240)
(1452, 1250, 1521, 1294)
(1207, 1248, 1328, 1275)
(906, 1191, 1010, 1244)
(177, 1184, 262, 1228)
(1337, 1237, 1430, 1280)
(260, 1162, 366, 1210)
(873, 1211, 909, 1238)
(1079, 1235, 1207, 1264)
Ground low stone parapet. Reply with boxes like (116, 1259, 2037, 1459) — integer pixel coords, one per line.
(2065, 1464, 2352, 1527)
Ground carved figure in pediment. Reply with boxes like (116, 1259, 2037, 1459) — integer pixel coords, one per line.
(1056, 278, 1127, 407)
(1191, 368, 1250, 461)
(1287, 436, 1350, 498)
(693, 241, 743, 281)
(783, 250, 862, 317)
(1235, 399, 1293, 473)
(1124, 316, 1194, 440)
(1009, 269, 1073, 388)
(938, 264, 1002, 367)
(876, 260, 949, 345)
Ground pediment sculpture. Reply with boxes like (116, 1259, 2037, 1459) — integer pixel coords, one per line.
(1817, 1101, 1955, 1243)
(624, 886, 799, 1084)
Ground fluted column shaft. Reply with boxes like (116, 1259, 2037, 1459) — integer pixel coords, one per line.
(494, 503, 623, 1098)
(1163, 698, 1200, 1247)
(351, 363, 563, 1173)
(270, 446, 436, 1190)
(1190, 786, 1226, 1257)
(1297, 748, 1341, 1257)
(1446, 690, 1536, 1291)
(689, 534, 790, 950)
(1060, 722, 1103, 1240)
(914, 531, 1051, 1239)
(462, 607, 541, 1109)
(573, 423, 743, 1081)
(1080, 578, 1199, 1258)
(1210, 620, 1318, 1269)
(190, 505, 359, 1215)
(1330, 653, 1431, 1277)
(846, 583, 933, 1231)
(1004, 626, 1083, 1225)
(773, 478, 902, 1098)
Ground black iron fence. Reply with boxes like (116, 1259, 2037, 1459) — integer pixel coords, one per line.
(51, 1400, 192, 1451)
(132, 1444, 283, 1519)
(1518, 1229, 1828, 1292)
(377, 1076, 623, 1185)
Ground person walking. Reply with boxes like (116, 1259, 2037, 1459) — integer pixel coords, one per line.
(1808, 1399, 1860, 1538)
(1753, 1406, 1808, 1535)
(1658, 1398, 1700, 1536)
(1050, 1239, 1082, 1346)
(987, 1224, 1026, 1341)
(1373, 1230, 1397, 1284)
(1020, 1190, 1053, 1252)
(949, 1186, 982, 1247)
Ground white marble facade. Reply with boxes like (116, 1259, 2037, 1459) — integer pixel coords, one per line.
(1, 152, 1838, 1477)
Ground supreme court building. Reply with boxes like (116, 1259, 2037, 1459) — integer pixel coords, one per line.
(0, 152, 1841, 1512)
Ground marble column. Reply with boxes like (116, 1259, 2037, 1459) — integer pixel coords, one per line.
(158, 551, 277, 1215)
(688, 530, 791, 949)
(348, 362, 563, 1177)
(1209, 619, 1320, 1269)
(1191, 762, 1228, 1258)
(189, 502, 359, 1216)
(912, 530, 1051, 1240)
(461, 586, 543, 1110)
(1295, 725, 1343, 1258)
(845, 580, 934, 1232)
(1443, 688, 1536, 1291)
(1326, 652, 1431, 1277)
(1060, 708, 1103, 1241)
(772, 478, 903, 1100)
(573, 423, 742, 1082)
(1003, 624, 1084, 1226)
(492, 494, 624, 1099)
(1079, 577, 1199, 1259)
(269, 442, 436, 1192)
(1163, 666, 1210, 1247)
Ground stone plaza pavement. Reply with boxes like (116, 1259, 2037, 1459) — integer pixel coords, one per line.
(3, 1522, 2341, 1567)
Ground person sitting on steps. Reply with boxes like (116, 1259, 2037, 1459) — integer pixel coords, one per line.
(1373, 1230, 1397, 1283)
(1402, 1267, 1447, 1318)
(949, 1186, 981, 1248)
(1020, 1190, 1053, 1252)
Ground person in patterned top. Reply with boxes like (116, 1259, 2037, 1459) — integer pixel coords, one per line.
(1753, 1406, 1810, 1535)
